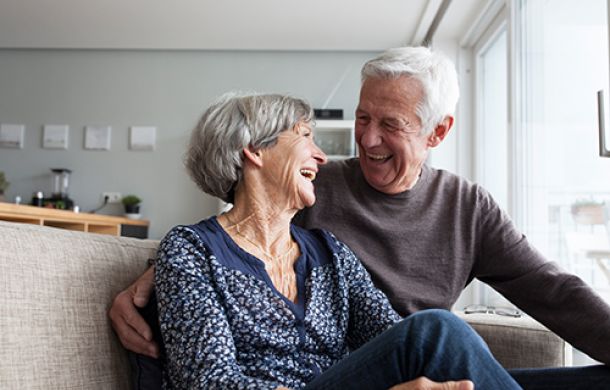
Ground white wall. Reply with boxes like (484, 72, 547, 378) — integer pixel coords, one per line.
(0, 47, 467, 240)
(429, 39, 474, 181)
(0, 49, 376, 238)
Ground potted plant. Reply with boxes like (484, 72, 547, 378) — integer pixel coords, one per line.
(571, 199, 605, 225)
(122, 194, 142, 216)
(0, 171, 9, 202)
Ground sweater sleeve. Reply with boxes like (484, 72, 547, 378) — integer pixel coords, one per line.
(330, 234, 401, 350)
(155, 226, 282, 389)
(473, 189, 610, 365)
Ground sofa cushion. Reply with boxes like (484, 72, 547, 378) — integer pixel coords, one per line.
(0, 221, 159, 389)
(455, 311, 568, 369)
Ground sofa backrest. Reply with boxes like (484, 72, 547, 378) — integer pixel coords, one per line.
(0, 220, 159, 389)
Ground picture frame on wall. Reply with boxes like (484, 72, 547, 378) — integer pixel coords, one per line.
(0, 124, 24, 149)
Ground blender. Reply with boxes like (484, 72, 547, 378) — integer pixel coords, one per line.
(48, 168, 74, 210)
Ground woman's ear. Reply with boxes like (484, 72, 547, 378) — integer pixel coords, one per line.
(242, 146, 264, 168)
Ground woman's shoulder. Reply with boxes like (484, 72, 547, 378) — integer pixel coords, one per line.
(157, 218, 221, 269)
(161, 217, 220, 245)
(160, 224, 199, 248)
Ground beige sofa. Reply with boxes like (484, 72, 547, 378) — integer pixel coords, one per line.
(0, 220, 567, 389)
(0, 220, 157, 389)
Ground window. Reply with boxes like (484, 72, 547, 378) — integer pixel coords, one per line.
(470, 0, 610, 309)
(470, 7, 510, 307)
(476, 28, 508, 211)
(467, 0, 610, 364)
(517, 0, 610, 301)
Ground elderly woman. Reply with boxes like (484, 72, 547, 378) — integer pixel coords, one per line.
(155, 93, 521, 390)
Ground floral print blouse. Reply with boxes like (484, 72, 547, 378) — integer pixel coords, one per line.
(155, 217, 400, 389)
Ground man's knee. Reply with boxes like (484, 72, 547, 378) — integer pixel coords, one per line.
(400, 309, 478, 344)
(405, 309, 462, 328)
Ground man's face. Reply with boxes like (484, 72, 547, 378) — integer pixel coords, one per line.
(355, 76, 433, 195)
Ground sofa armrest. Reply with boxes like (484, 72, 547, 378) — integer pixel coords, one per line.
(455, 311, 570, 369)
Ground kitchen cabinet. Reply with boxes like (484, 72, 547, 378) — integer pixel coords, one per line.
(313, 120, 356, 160)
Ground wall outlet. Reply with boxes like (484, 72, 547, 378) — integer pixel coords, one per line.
(102, 192, 122, 203)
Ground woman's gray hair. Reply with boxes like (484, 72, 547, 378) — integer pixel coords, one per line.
(361, 46, 459, 135)
(185, 92, 314, 203)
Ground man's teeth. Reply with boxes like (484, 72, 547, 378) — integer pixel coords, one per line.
(300, 169, 316, 181)
(367, 153, 390, 160)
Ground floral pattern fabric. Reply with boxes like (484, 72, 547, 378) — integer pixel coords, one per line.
(155, 218, 400, 389)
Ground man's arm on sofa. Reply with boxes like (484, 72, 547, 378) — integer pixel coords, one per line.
(108, 266, 159, 358)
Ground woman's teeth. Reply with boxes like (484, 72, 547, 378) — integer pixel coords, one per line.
(300, 169, 316, 181)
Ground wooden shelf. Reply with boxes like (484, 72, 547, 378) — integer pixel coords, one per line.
(44, 220, 87, 232)
(0, 203, 148, 237)
(89, 224, 121, 236)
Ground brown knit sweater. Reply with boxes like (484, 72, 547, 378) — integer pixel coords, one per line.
(295, 158, 610, 366)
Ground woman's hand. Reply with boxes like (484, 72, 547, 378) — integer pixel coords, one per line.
(108, 266, 159, 358)
(389, 377, 474, 390)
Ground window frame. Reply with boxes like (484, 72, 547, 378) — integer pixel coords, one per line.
(473, 10, 509, 213)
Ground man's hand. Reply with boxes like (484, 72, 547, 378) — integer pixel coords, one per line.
(108, 266, 159, 358)
(389, 377, 474, 390)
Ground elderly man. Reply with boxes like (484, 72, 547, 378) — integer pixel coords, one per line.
(110, 47, 610, 388)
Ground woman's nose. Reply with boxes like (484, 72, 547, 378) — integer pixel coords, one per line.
(313, 143, 328, 165)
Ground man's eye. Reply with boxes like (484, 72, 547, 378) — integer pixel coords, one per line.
(383, 120, 410, 132)
(383, 122, 400, 132)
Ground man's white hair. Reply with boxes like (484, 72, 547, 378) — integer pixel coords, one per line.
(361, 46, 460, 135)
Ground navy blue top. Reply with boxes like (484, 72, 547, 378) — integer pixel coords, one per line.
(191, 217, 332, 321)
(155, 217, 400, 389)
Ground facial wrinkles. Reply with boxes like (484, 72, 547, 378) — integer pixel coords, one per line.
(357, 76, 429, 193)
(359, 95, 417, 148)
(264, 131, 307, 213)
(281, 133, 304, 209)
(359, 115, 424, 187)
(402, 135, 427, 187)
(387, 132, 415, 189)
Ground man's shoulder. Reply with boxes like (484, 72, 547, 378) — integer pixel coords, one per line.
(318, 158, 359, 180)
(425, 165, 487, 198)
(426, 164, 469, 185)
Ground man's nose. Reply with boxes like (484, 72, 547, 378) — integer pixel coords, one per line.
(358, 124, 382, 148)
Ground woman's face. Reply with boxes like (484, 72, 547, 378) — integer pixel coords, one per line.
(260, 122, 327, 209)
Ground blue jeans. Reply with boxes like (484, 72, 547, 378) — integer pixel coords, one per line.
(305, 309, 521, 389)
(509, 366, 610, 389)
(133, 295, 610, 389)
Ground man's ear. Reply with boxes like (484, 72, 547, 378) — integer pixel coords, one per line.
(427, 115, 454, 147)
(242, 146, 264, 168)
